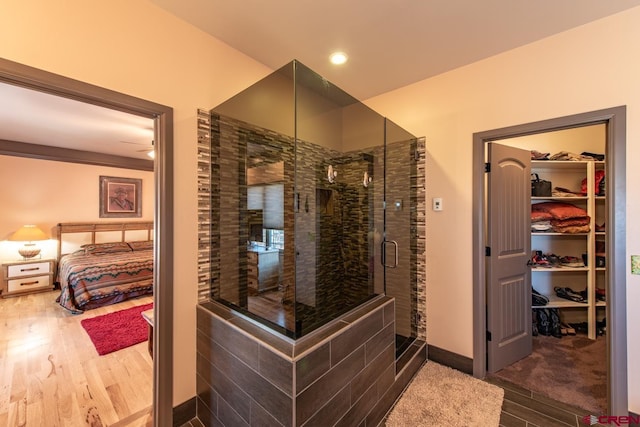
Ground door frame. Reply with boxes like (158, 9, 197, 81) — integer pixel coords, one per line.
(472, 106, 627, 415)
(0, 58, 175, 425)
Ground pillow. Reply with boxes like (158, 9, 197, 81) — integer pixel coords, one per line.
(128, 240, 154, 251)
(82, 242, 132, 255)
(531, 202, 588, 220)
(531, 210, 552, 222)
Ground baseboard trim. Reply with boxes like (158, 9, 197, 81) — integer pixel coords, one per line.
(173, 397, 197, 427)
(427, 344, 473, 375)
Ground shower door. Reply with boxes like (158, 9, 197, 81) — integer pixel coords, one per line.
(383, 120, 420, 358)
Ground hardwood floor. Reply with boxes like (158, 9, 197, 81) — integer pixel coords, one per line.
(488, 376, 608, 427)
(247, 290, 294, 331)
(0, 291, 153, 426)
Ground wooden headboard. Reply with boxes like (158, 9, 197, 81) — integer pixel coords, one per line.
(56, 221, 154, 260)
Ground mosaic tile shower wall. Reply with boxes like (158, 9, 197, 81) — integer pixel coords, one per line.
(197, 110, 213, 302)
(414, 138, 427, 340)
(295, 141, 380, 334)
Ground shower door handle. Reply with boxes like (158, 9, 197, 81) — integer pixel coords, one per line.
(381, 240, 399, 268)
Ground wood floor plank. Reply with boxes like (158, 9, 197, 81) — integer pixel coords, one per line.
(0, 291, 153, 426)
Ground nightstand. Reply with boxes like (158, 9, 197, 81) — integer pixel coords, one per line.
(142, 309, 154, 359)
(1, 258, 56, 298)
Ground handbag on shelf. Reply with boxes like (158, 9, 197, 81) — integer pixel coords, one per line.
(531, 173, 552, 197)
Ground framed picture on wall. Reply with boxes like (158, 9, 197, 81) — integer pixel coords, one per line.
(99, 176, 142, 218)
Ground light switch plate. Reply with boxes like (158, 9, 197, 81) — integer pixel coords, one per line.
(632, 255, 640, 275)
(433, 198, 443, 211)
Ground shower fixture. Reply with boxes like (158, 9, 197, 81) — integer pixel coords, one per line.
(327, 165, 337, 183)
(363, 171, 372, 187)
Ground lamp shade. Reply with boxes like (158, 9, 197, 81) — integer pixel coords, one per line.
(9, 225, 48, 242)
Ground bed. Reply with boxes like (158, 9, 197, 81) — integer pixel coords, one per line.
(55, 222, 154, 314)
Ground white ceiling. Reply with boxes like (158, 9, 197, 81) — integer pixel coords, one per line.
(3, 1, 640, 159)
(0, 83, 155, 160)
(151, 0, 640, 99)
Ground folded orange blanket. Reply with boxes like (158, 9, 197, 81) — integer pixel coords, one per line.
(553, 224, 591, 233)
(532, 201, 588, 220)
(551, 217, 590, 227)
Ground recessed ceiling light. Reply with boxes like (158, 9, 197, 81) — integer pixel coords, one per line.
(330, 52, 348, 65)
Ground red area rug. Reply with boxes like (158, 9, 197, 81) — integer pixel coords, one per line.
(81, 303, 153, 355)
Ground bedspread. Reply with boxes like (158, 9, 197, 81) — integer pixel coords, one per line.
(56, 249, 153, 313)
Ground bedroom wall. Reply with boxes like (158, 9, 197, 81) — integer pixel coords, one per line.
(0, 155, 154, 261)
(365, 5, 640, 412)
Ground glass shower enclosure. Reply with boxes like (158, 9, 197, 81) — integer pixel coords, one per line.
(207, 60, 419, 354)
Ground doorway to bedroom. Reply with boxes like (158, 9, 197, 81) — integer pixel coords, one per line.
(0, 58, 173, 425)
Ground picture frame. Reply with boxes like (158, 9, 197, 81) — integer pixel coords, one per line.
(99, 176, 142, 218)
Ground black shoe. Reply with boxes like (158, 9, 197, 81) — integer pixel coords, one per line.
(549, 308, 562, 338)
(536, 309, 551, 336)
(570, 322, 588, 334)
(532, 288, 549, 306)
(554, 286, 587, 303)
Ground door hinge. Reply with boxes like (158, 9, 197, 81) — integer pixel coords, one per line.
(484, 162, 491, 172)
(486, 331, 492, 341)
(485, 246, 491, 256)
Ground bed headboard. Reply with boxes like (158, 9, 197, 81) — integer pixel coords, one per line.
(56, 221, 154, 260)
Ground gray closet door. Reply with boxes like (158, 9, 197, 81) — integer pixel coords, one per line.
(487, 142, 532, 372)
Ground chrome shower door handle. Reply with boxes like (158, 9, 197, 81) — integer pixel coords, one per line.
(381, 240, 399, 268)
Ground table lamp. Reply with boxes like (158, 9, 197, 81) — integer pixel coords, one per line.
(9, 225, 48, 260)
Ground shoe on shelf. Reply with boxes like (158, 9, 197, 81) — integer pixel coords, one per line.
(530, 250, 550, 267)
(554, 286, 587, 303)
(545, 253, 562, 266)
(579, 289, 588, 301)
(570, 322, 588, 334)
(561, 322, 576, 335)
(532, 288, 549, 306)
(560, 256, 585, 268)
(596, 288, 606, 301)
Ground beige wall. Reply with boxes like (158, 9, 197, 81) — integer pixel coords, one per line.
(1, 0, 271, 407)
(0, 155, 154, 260)
(3, 0, 640, 414)
(365, 6, 640, 412)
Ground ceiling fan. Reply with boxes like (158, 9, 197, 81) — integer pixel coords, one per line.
(139, 140, 155, 159)
(118, 138, 155, 159)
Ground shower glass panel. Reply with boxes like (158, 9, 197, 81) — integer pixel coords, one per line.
(208, 60, 418, 341)
(384, 119, 420, 357)
(294, 61, 385, 336)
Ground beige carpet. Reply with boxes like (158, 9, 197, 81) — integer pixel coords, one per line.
(489, 333, 606, 414)
(386, 361, 504, 427)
